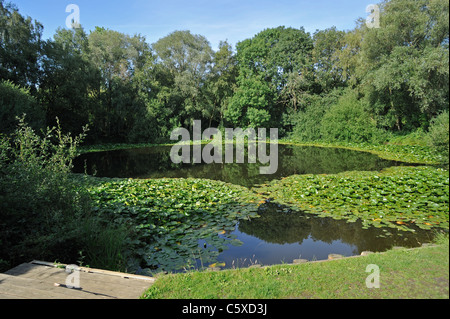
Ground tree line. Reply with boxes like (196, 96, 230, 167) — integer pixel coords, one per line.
(1, 0, 448, 145)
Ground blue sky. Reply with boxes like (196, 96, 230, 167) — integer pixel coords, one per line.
(10, 0, 377, 49)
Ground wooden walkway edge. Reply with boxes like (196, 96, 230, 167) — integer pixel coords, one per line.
(0, 260, 155, 299)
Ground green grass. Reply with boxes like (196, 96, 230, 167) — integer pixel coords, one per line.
(142, 234, 449, 299)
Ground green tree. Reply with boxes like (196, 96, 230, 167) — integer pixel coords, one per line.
(127, 50, 163, 142)
(427, 110, 449, 162)
(289, 90, 343, 141)
(152, 30, 214, 130)
(311, 27, 347, 91)
(320, 90, 384, 143)
(204, 40, 238, 128)
(87, 27, 152, 141)
(0, 0, 43, 90)
(360, 0, 449, 131)
(333, 21, 366, 87)
(0, 79, 44, 134)
(225, 26, 313, 129)
(39, 27, 100, 137)
(225, 73, 274, 128)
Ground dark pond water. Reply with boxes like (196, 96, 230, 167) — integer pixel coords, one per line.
(203, 202, 435, 270)
(74, 144, 411, 188)
(73, 144, 432, 272)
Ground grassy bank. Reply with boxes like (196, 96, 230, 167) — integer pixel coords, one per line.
(142, 234, 449, 299)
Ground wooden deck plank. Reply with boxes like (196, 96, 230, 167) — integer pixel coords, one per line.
(0, 262, 155, 299)
(0, 274, 86, 299)
(30, 261, 155, 282)
(5, 263, 54, 278)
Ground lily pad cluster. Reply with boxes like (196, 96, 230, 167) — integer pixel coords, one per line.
(86, 178, 261, 273)
(83, 164, 448, 274)
(254, 166, 449, 232)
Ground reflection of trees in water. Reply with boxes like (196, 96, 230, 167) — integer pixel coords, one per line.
(279, 146, 399, 175)
(72, 145, 435, 271)
(238, 204, 310, 244)
(238, 203, 436, 253)
(73, 145, 406, 187)
(73, 146, 178, 177)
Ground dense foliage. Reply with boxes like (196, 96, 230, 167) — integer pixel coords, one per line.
(0, 0, 448, 273)
(1, 0, 448, 146)
(0, 117, 87, 269)
(427, 111, 449, 161)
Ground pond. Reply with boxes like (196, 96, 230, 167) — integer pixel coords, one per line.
(74, 144, 411, 188)
(205, 202, 435, 270)
(73, 144, 432, 273)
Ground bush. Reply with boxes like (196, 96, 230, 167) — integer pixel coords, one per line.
(0, 118, 130, 270)
(427, 111, 449, 163)
(320, 91, 388, 144)
(0, 80, 45, 135)
(388, 128, 428, 146)
(289, 93, 339, 142)
(0, 117, 89, 266)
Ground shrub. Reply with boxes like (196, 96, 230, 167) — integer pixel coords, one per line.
(0, 80, 45, 134)
(320, 91, 388, 144)
(289, 93, 338, 142)
(0, 117, 89, 266)
(388, 128, 428, 146)
(0, 117, 130, 271)
(427, 111, 449, 163)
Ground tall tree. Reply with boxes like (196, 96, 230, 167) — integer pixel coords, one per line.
(225, 26, 313, 129)
(204, 40, 238, 127)
(311, 27, 347, 92)
(87, 27, 152, 141)
(0, 0, 43, 91)
(39, 27, 100, 136)
(152, 30, 214, 130)
(360, 0, 449, 131)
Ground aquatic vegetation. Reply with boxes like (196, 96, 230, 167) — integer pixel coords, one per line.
(86, 178, 261, 273)
(254, 166, 449, 232)
(79, 146, 448, 274)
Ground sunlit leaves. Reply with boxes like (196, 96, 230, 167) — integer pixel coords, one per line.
(255, 166, 449, 232)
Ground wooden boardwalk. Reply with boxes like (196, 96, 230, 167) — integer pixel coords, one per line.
(0, 260, 155, 299)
